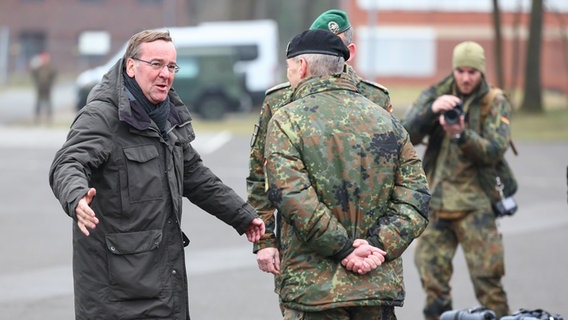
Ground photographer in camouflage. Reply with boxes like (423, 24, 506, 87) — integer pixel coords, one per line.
(403, 41, 513, 319)
(263, 29, 430, 320)
(249, 8, 392, 278)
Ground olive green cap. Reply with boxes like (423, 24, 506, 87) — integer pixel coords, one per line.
(452, 41, 486, 74)
(309, 9, 351, 35)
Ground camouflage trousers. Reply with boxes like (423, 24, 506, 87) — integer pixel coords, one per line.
(414, 207, 509, 320)
(282, 306, 396, 320)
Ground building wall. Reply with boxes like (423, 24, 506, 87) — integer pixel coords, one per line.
(1, 0, 566, 94)
(0, 0, 189, 76)
(342, 0, 568, 93)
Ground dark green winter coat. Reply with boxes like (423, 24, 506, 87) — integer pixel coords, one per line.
(49, 59, 257, 320)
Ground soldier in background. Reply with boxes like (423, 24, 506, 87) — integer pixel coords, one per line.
(403, 41, 512, 319)
(249, 8, 393, 277)
(263, 29, 430, 320)
(30, 51, 57, 124)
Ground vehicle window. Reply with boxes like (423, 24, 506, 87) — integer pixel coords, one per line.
(176, 56, 199, 78)
(234, 45, 258, 61)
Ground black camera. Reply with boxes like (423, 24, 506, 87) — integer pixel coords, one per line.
(493, 196, 518, 217)
(440, 307, 497, 320)
(501, 308, 565, 320)
(444, 102, 464, 125)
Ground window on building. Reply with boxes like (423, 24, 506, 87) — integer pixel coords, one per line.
(356, 27, 436, 78)
(78, 31, 111, 56)
(19, 30, 46, 64)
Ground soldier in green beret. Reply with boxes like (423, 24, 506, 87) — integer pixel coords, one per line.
(248, 8, 393, 283)
(309, 9, 392, 113)
(403, 41, 513, 319)
(263, 29, 430, 320)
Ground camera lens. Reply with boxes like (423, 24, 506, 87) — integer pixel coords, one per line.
(443, 102, 463, 125)
(444, 109, 460, 124)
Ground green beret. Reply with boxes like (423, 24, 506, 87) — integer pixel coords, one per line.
(309, 9, 351, 35)
(286, 30, 350, 61)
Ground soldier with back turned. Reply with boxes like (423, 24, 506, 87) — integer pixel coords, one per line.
(249, 8, 394, 276)
(262, 29, 430, 320)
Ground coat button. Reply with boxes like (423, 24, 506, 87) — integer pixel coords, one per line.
(172, 269, 177, 275)
(110, 246, 116, 252)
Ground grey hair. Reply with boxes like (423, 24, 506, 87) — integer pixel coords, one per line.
(298, 54, 345, 76)
(341, 27, 354, 45)
(124, 29, 173, 60)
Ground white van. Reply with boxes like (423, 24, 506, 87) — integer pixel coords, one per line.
(75, 20, 279, 119)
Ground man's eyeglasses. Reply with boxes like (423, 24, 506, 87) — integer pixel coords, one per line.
(132, 57, 180, 73)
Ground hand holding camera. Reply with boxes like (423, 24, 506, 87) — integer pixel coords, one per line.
(431, 94, 462, 114)
(434, 95, 465, 137)
(444, 102, 464, 125)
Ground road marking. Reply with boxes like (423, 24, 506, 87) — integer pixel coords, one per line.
(192, 130, 232, 154)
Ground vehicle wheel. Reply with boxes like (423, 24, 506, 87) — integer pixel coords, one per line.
(196, 95, 228, 120)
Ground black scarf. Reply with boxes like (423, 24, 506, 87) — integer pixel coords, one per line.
(123, 72, 170, 140)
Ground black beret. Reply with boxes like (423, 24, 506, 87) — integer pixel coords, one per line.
(286, 29, 350, 61)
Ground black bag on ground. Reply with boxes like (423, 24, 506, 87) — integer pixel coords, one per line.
(440, 306, 497, 320)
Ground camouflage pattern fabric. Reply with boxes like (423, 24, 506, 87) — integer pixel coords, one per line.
(282, 305, 396, 320)
(414, 208, 508, 319)
(402, 74, 512, 319)
(402, 74, 513, 210)
(264, 74, 430, 311)
(247, 64, 392, 254)
(247, 82, 293, 254)
(344, 64, 392, 113)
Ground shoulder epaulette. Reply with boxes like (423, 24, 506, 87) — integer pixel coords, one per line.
(359, 79, 389, 95)
(265, 82, 291, 95)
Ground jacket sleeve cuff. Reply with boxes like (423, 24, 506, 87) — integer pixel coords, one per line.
(332, 239, 354, 262)
(252, 236, 278, 253)
(234, 203, 258, 235)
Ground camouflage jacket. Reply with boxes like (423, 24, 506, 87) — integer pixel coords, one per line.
(265, 74, 430, 311)
(247, 64, 392, 253)
(402, 74, 512, 211)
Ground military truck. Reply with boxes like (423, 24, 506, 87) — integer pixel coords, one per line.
(174, 46, 250, 119)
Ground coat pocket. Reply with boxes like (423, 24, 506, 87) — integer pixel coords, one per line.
(123, 145, 164, 203)
(105, 230, 164, 301)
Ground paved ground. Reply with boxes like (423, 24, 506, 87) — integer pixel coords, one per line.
(0, 82, 566, 319)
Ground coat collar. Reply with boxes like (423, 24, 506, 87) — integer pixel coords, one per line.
(291, 72, 358, 102)
(89, 58, 192, 132)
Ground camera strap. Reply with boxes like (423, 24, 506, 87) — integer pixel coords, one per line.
(476, 87, 519, 207)
(495, 176, 505, 199)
